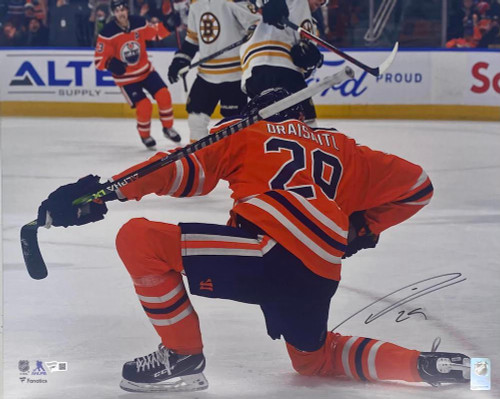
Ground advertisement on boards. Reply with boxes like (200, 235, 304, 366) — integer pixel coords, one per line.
(0, 48, 499, 108)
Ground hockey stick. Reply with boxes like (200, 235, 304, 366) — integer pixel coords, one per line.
(20, 66, 354, 280)
(177, 26, 256, 78)
(284, 19, 398, 77)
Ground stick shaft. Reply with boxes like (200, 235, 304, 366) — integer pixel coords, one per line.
(73, 66, 354, 206)
(284, 19, 382, 76)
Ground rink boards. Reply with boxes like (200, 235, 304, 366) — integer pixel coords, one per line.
(0, 48, 499, 121)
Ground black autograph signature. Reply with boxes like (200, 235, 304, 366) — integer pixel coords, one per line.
(331, 273, 466, 331)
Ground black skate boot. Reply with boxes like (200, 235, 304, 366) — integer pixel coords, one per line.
(418, 352, 470, 386)
(141, 136, 157, 150)
(120, 344, 208, 393)
(163, 126, 181, 143)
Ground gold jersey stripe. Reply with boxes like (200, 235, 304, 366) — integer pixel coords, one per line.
(198, 66, 243, 75)
(241, 40, 292, 60)
(242, 51, 292, 72)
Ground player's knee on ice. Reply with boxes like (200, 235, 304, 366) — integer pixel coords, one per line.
(116, 218, 182, 276)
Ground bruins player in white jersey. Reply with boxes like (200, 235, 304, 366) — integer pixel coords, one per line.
(168, 0, 260, 142)
(241, 0, 325, 124)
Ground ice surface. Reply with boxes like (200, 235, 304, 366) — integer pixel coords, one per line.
(2, 117, 499, 399)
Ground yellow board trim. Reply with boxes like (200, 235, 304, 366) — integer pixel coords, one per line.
(1, 102, 499, 121)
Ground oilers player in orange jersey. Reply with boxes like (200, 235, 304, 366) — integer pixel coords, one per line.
(36, 88, 470, 393)
(94, 0, 182, 149)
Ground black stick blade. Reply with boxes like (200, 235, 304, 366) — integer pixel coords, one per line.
(20, 220, 48, 280)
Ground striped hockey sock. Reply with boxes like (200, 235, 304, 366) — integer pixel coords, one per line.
(331, 333, 422, 382)
(133, 271, 203, 355)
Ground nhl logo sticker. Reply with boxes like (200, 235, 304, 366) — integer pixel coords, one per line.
(120, 41, 141, 65)
(471, 358, 491, 390)
(199, 12, 220, 44)
(18, 360, 30, 374)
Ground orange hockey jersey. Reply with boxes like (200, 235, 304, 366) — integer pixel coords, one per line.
(94, 15, 171, 86)
(113, 118, 433, 281)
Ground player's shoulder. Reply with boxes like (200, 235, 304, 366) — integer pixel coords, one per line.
(129, 15, 148, 30)
(210, 116, 244, 133)
(99, 19, 122, 38)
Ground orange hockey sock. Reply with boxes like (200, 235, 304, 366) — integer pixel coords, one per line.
(136, 98, 152, 139)
(287, 332, 422, 383)
(115, 218, 203, 354)
(154, 87, 174, 129)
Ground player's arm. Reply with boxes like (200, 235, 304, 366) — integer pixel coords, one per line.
(94, 35, 127, 76)
(167, 9, 199, 84)
(36, 140, 231, 228)
(229, 0, 262, 30)
(343, 143, 434, 258)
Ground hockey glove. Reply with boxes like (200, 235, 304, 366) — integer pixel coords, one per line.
(291, 40, 324, 72)
(162, 11, 181, 32)
(107, 57, 127, 76)
(342, 211, 379, 259)
(37, 175, 114, 228)
(254, 0, 289, 30)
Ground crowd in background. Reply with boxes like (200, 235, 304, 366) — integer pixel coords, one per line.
(1, 0, 499, 48)
(447, 0, 500, 47)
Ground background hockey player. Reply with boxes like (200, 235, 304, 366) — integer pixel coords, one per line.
(36, 90, 470, 392)
(94, 0, 182, 149)
(167, 0, 260, 142)
(241, 0, 325, 125)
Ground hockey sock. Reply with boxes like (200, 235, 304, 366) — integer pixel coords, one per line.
(287, 332, 422, 382)
(188, 113, 211, 142)
(154, 88, 174, 129)
(136, 98, 153, 139)
(116, 218, 203, 354)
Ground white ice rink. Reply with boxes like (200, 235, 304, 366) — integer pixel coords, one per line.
(2, 117, 500, 399)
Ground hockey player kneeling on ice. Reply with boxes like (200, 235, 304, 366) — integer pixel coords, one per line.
(94, 0, 182, 150)
(37, 88, 470, 392)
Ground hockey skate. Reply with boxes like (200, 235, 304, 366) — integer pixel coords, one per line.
(417, 352, 470, 386)
(163, 126, 181, 143)
(120, 344, 208, 393)
(141, 136, 157, 150)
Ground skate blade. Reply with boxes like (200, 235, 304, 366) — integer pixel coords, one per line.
(119, 373, 208, 393)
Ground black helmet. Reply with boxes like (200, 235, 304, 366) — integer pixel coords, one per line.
(110, 0, 128, 12)
(242, 87, 304, 120)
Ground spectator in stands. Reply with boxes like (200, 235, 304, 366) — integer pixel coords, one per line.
(0, 19, 25, 46)
(448, 0, 478, 40)
(133, 0, 158, 20)
(90, 3, 109, 43)
(24, 16, 49, 45)
(446, 19, 477, 47)
(88, 0, 110, 44)
(477, 14, 500, 47)
(24, 0, 47, 26)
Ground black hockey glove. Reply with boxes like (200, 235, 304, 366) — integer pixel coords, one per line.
(37, 175, 115, 228)
(106, 57, 127, 76)
(256, 0, 289, 30)
(291, 40, 324, 72)
(162, 11, 181, 32)
(168, 55, 190, 84)
(342, 211, 380, 259)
